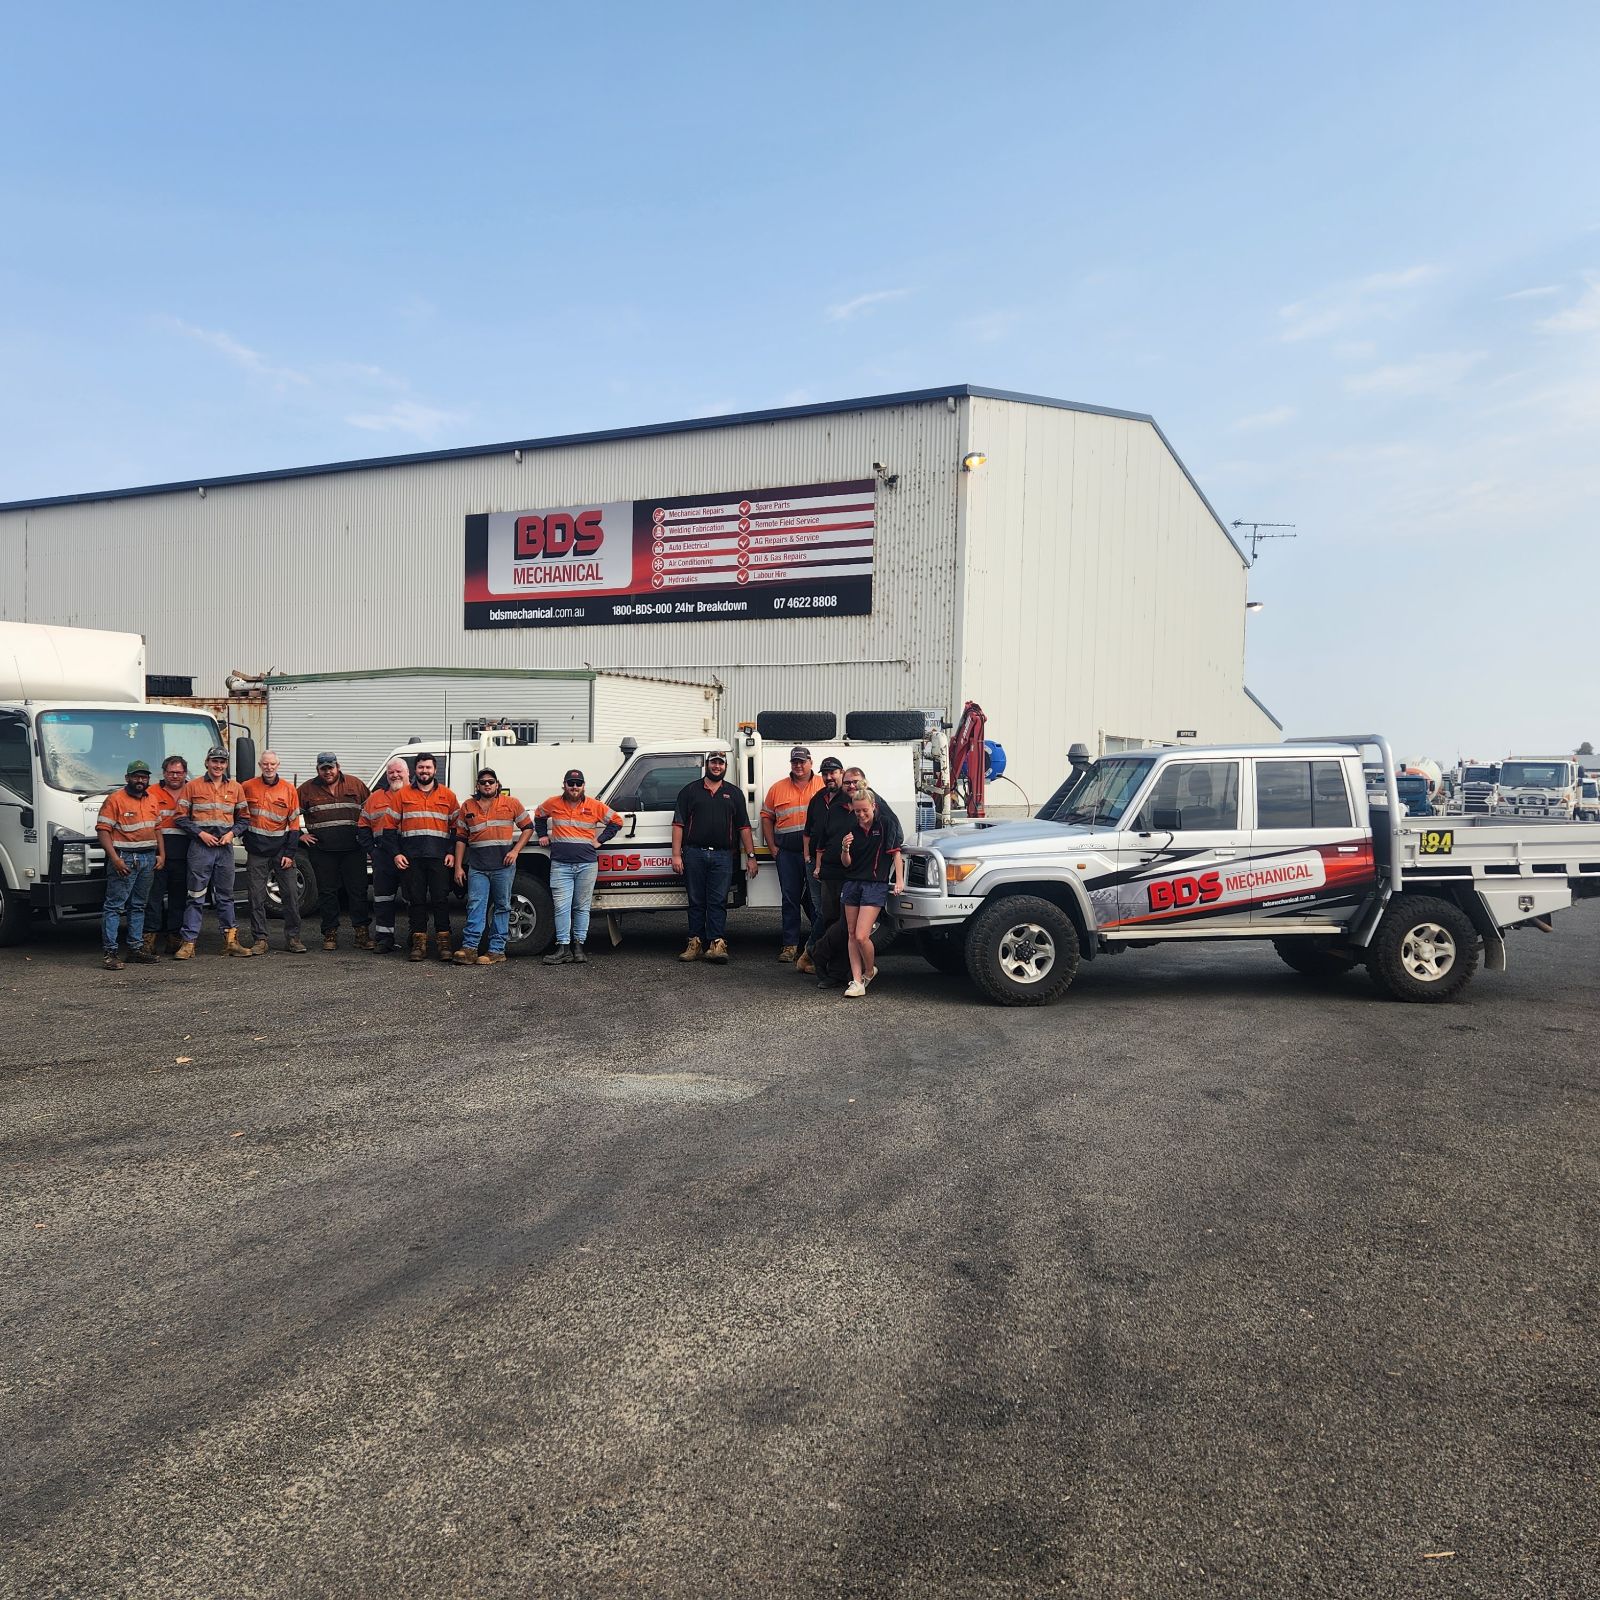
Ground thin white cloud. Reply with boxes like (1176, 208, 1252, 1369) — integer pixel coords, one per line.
(1231, 405, 1297, 432)
(1503, 285, 1561, 301)
(158, 316, 310, 387)
(1537, 275, 1600, 333)
(1344, 350, 1484, 396)
(825, 288, 910, 322)
(1278, 264, 1441, 343)
(345, 400, 465, 439)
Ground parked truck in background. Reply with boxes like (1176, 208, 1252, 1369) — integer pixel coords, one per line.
(894, 734, 1598, 1007)
(1493, 757, 1580, 820)
(0, 622, 249, 946)
(1578, 775, 1600, 823)
(1454, 760, 1500, 815)
(1401, 757, 1444, 810)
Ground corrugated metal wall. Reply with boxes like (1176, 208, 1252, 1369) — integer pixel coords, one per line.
(266, 672, 594, 786)
(0, 399, 965, 752)
(959, 397, 1277, 810)
(589, 674, 721, 740)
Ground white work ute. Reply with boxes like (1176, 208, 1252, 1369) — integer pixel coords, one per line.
(898, 734, 1600, 1006)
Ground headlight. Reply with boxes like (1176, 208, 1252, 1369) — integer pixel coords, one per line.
(61, 842, 89, 877)
(946, 861, 978, 883)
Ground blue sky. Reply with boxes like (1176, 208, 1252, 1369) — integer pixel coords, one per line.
(4, 1, 1597, 758)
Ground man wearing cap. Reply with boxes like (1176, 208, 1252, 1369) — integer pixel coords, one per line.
(670, 750, 757, 964)
(796, 756, 846, 974)
(175, 746, 252, 960)
(241, 751, 308, 955)
(148, 754, 191, 956)
(452, 768, 534, 966)
(299, 752, 372, 951)
(760, 745, 823, 963)
(810, 765, 867, 989)
(95, 759, 166, 969)
(535, 769, 625, 965)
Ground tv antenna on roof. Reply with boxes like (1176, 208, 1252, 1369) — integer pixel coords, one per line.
(1231, 520, 1297, 564)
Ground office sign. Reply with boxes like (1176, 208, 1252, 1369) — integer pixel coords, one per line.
(464, 479, 875, 629)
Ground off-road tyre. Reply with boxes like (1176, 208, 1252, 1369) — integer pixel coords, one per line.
(964, 894, 1080, 1006)
(1273, 937, 1360, 979)
(756, 712, 837, 742)
(0, 878, 29, 946)
(916, 927, 968, 975)
(844, 710, 927, 742)
(505, 867, 556, 957)
(1365, 894, 1479, 1002)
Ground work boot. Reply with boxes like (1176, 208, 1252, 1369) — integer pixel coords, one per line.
(434, 931, 453, 963)
(322, 932, 339, 951)
(174, 940, 197, 961)
(126, 945, 158, 965)
(704, 938, 730, 964)
(166, 933, 183, 955)
(569, 941, 587, 964)
(477, 951, 507, 965)
(795, 950, 816, 975)
(409, 934, 428, 962)
(250, 937, 269, 956)
(777, 944, 797, 963)
(140, 932, 160, 959)
(224, 928, 253, 958)
(353, 927, 373, 951)
(452, 948, 478, 966)
(285, 937, 308, 954)
(678, 937, 703, 962)
(543, 943, 571, 965)
(371, 934, 395, 954)
(103, 950, 124, 971)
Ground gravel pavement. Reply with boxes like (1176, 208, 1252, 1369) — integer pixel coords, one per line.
(3, 905, 1597, 1599)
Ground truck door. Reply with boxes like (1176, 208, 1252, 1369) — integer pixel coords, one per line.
(1248, 757, 1374, 927)
(0, 712, 36, 917)
(1106, 759, 1248, 931)
(596, 752, 710, 896)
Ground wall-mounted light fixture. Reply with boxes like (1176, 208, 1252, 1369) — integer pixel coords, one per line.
(1245, 601, 1265, 613)
(514, 449, 523, 464)
(197, 486, 206, 498)
(961, 451, 988, 473)
(872, 461, 899, 489)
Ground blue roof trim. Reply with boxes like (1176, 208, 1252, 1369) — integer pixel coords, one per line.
(0, 381, 1249, 562)
(1244, 685, 1283, 731)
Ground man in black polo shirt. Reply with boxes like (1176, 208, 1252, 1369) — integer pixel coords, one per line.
(670, 750, 758, 964)
(795, 756, 846, 974)
(810, 764, 866, 988)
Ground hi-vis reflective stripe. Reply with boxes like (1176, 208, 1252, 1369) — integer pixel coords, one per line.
(399, 809, 454, 836)
(762, 776, 821, 834)
(460, 803, 531, 844)
(245, 807, 299, 833)
(183, 780, 245, 828)
(304, 800, 362, 822)
(360, 795, 400, 831)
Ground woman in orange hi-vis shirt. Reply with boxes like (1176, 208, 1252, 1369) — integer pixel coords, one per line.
(535, 768, 624, 965)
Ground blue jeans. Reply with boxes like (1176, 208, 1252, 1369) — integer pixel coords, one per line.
(683, 847, 733, 943)
(775, 843, 815, 945)
(462, 864, 515, 953)
(102, 851, 156, 951)
(550, 859, 599, 945)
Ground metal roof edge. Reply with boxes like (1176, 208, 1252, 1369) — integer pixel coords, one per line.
(1244, 685, 1283, 731)
(263, 667, 601, 687)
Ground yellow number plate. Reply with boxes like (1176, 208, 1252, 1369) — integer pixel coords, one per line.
(1419, 830, 1454, 855)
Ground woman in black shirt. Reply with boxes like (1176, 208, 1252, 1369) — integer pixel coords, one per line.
(837, 787, 905, 997)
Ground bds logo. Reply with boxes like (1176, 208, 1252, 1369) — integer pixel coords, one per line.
(1148, 870, 1222, 912)
(515, 508, 604, 559)
(598, 851, 643, 872)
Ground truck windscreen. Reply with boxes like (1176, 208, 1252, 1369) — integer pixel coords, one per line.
(1052, 757, 1156, 828)
(37, 710, 223, 796)
(1499, 762, 1569, 788)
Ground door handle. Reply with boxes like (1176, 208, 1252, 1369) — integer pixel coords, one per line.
(625, 813, 638, 839)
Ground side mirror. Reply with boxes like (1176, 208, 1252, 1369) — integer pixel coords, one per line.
(234, 735, 257, 781)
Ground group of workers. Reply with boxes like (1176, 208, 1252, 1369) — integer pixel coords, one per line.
(94, 742, 905, 998)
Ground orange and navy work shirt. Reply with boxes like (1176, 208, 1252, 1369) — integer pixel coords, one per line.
(178, 775, 247, 840)
(761, 772, 823, 851)
(535, 793, 624, 865)
(95, 785, 166, 854)
(394, 783, 460, 860)
(239, 776, 304, 855)
(455, 793, 534, 872)
(297, 773, 370, 849)
(358, 783, 403, 850)
(152, 783, 191, 854)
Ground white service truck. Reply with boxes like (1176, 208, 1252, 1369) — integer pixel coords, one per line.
(373, 710, 942, 955)
(1578, 775, 1600, 823)
(894, 734, 1599, 1006)
(1492, 757, 1581, 821)
(0, 622, 251, 946)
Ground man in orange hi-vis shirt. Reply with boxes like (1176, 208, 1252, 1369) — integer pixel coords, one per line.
(761, 745, 823, 963)
(95, 758, 166, 969)
(451, 768, 534, 966)
(535, 768, 624, 965)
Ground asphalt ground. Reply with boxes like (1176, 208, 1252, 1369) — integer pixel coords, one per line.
(2, 903, 1597, 1600)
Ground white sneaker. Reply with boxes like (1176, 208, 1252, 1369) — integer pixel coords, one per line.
(863, 967, 878, 988)
(843, 979, 866, 998)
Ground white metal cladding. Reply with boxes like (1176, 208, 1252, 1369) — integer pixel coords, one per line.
(589, 673, 720, 739)
(958, 397, 1277, 809)
(266, 672, 594, 787)
(0, 399, 965, 735)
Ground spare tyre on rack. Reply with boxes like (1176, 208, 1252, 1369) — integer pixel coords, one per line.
(844, 710, 928, 742)
(756, 711, 837, 741)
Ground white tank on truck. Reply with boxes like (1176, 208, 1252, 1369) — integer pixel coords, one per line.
(0, 621, 247, 946)
(1400, 757, 1444, 808)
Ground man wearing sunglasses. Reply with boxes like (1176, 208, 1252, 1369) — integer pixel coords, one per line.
(535, 769, 624, 965)
(670, 750, 757, 963)
(452, 768, 534, 965)
(298, 752, 372, 951)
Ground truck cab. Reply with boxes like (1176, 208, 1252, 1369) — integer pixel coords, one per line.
(1493, 758, 1579, 820)
(1578, 777, 1600, 823)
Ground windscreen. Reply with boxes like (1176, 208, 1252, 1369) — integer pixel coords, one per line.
(37, 710, 222, 796)
(1461, 766, 1496, 782)
(1047, 757, 1155, 828)
(1499, 761, 1570, 788)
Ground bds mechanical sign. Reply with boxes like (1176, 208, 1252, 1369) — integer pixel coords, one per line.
(463, 478, 875, 629)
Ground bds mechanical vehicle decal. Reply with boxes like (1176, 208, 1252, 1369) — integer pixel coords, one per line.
(596, 847, 680, 887)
